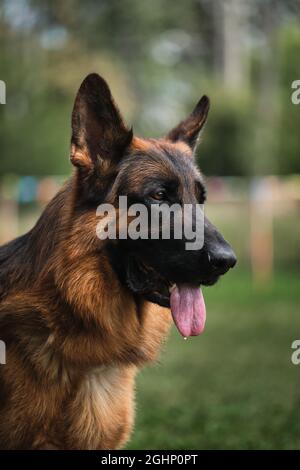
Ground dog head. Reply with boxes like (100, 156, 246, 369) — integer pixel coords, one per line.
(70, 73, 236, 336)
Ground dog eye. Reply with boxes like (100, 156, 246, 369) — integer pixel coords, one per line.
(151, 190, 167, 201)
(199, 189, 206, 204)
(195, 181, 206, 204)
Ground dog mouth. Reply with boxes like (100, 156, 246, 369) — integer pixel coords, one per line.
(126, 255, 219, 338)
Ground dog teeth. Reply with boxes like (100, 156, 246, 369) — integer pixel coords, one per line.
(169, 284, 176, 293)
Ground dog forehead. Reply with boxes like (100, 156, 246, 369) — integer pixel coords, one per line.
(116, 137, 203, 195)
(127, 137, 198, 176)
(131, 136, 192, 157)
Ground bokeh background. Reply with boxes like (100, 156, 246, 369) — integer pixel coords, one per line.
(1, 0, 300, 449)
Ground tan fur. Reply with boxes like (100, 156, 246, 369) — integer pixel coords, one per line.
(0, 73, 211, 450)
(0, 175, 172, 450)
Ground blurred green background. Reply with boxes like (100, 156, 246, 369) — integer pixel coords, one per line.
(1, 0, 300, 450)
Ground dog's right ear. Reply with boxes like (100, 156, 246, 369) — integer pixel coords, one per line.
(71, 73, 133, 172)
(167, 95, 210, 152)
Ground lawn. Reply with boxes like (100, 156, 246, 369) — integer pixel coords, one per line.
(127, 269, 300, 450)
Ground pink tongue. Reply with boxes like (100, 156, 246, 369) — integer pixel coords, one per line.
(170, 285, 206, 337)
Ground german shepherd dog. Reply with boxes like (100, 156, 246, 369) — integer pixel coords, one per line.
(0, 74, 236, 449)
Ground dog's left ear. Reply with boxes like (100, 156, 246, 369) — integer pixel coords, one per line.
(167, 95, 210, 151)
(71, 73, 133, 171)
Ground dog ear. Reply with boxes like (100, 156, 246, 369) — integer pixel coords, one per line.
(71, 73, 133, 172)
(167, 95, 210, 151)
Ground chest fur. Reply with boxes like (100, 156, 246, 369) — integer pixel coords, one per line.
(62, 365, 138, 449)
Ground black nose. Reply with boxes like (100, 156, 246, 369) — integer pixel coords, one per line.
(209, 246, 237, 274)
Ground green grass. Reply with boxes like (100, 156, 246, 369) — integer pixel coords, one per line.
(127, 269, 300, 450)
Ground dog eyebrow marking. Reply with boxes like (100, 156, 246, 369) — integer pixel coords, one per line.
(159, 140, 192, 157)
(131, 137, 192, 159)
(131, 136, 152, 153)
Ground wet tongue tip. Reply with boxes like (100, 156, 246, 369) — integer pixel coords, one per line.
(170, 284, 206, 338)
